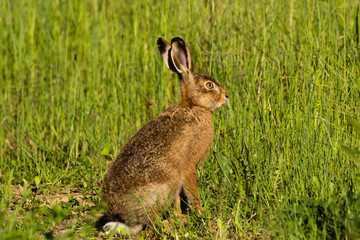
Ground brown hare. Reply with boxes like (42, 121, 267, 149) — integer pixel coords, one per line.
(96, 37, 228, 235)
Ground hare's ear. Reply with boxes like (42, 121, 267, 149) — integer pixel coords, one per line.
(157, 37, 178, 72)
(170, 37, 194, 74)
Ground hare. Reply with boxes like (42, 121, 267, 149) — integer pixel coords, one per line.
(96, 37, 228, 235)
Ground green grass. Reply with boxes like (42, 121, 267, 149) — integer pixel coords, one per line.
(1, 0, 360, 239)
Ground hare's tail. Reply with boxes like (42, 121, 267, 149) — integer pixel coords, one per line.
(95, 215, 143, 235)
(103, 222, 143, 235)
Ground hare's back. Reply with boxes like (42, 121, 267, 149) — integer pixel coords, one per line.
(107, 107, 184, 179)
(106, 106, 212, 187)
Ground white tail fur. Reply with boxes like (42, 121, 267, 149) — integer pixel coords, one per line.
(104, 222, 143, 235)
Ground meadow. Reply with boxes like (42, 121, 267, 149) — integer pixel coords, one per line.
(1, 0, 360, 239)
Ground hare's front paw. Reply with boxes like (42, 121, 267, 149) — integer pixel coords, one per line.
(194, 204, 202, 216)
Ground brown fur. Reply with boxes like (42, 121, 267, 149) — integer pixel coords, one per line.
(99, 37, 228, 233)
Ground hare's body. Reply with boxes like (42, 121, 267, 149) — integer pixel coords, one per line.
(101, 106, 212, 228)
(98, 37, 228, 235)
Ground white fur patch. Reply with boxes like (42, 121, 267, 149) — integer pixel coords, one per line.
(104, 221, 143, 235)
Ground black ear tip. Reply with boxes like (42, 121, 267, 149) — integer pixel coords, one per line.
(171, 37, 184, 44)
(157, 37, 163, 44)
(157, 38, 166, 49)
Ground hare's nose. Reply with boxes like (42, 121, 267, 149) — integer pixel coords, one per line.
(224, 91, 229, 99)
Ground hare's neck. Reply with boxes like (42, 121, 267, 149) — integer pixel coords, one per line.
(179, 82, 191, 108)
(191, 106, 213, 130)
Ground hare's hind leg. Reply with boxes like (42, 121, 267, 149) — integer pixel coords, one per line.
(155, 195, 190, 234)
(134, 182, 182, 231)
(138, 182, 182, 219)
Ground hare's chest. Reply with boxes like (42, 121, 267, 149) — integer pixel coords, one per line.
(180, 119, 213, 166)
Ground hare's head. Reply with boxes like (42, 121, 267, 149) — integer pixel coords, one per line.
(158, 37, 228, 111)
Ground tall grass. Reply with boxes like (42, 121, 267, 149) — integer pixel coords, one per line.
(1, 0, 360, 239)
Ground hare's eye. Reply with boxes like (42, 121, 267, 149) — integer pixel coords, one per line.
(205, 82, 215, 89)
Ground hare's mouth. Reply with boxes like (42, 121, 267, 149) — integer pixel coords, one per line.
(214, 95, 228, 109)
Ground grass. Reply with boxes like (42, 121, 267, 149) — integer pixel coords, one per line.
(1, 0, 360, 239)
